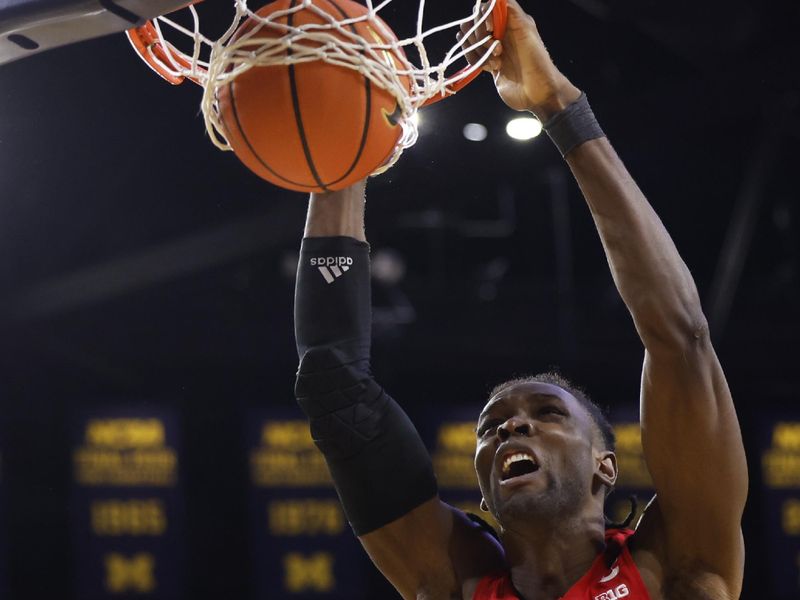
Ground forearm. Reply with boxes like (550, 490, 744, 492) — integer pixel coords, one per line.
(304, 180, 367, 241)
(293, 181, 438, 536)
(566, 138, 707, 348)
(295, 181, 369, 359)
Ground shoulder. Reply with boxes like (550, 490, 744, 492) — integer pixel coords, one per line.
(629, 496, 744, 600)
(359, 499, 505, 600)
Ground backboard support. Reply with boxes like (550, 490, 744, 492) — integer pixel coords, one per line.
(0, 0, 190, 65)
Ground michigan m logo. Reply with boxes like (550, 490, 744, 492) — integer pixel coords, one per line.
(104, 552, 156, 593)
(283, 552, 334, 592)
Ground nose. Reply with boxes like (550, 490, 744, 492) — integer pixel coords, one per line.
(497, 417, 532, 441)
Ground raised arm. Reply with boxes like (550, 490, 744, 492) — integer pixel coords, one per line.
(294, 182, 503, 599)
(468, 0, 747, 593)
(567, 139, 747, 594)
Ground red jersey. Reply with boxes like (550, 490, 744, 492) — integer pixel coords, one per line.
(472, 529, 651, 600)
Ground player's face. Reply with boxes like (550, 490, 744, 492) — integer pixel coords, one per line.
(474, 382, 600, 525)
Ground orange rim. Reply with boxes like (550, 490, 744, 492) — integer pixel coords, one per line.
(421, 0, 508, 107)
(126, 0, 507, 101)
(126, 1, 205, 86)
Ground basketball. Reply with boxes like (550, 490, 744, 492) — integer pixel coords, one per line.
(217, 0, 409, 193)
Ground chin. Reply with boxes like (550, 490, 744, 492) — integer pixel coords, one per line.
(495, 488, 563, 525)
(494, 478, 586, 527)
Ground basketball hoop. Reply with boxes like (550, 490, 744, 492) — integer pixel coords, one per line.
(127, 0, 507, 175)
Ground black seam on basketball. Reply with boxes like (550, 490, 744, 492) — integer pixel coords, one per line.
(326, 0, 372, 187)
(228, 81, 319, 189)
(287, 3, 329, 192)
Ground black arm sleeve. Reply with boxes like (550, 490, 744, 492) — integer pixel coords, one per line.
(294, 236, 438, 535)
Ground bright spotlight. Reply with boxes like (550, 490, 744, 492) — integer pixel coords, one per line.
(410, 112, 421, 128)
(505, 117, 542, 141)
(463, 123, 488, 142)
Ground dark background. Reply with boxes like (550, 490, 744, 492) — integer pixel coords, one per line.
(0, 0, 799, 598)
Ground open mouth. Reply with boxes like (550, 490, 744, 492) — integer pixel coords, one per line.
(501, 452, 539, 481)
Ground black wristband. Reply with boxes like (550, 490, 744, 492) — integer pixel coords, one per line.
(543, 92, 605, 158)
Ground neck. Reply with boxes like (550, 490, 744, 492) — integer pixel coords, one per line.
(499, 512, 606, 600)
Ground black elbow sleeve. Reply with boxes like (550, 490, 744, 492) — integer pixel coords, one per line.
(296, 347, 438, 535)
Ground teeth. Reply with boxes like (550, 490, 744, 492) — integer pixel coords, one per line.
(502, 452, 537, 474)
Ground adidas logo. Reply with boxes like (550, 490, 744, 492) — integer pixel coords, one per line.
(310, 256, 353, 284)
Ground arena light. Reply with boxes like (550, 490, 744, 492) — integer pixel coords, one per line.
(372, 249, 406, 285)
(506, 117, 542, 141)
(463, 123, 488, 142)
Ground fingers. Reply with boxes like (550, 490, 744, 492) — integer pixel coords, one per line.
(456, 2, 503, 72)
(485, 41, 503, 73)
(457, 30, 501, 72)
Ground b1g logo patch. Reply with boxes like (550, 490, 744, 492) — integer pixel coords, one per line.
(594, 584, 630, 600)
(310, 256, 353, 284)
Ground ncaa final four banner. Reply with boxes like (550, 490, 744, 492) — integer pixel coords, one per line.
(247, 408, 367, 599)
(70, 408, 185, 600)
(760, 412, 800, 599)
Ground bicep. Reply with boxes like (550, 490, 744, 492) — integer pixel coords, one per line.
(639, 337, 747, 574)
(632, 497, 745, 600)
(359, 499, 505, 600)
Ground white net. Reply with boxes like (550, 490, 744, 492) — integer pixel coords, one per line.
(133, 0, 503, 174)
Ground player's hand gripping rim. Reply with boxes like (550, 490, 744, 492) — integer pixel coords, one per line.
(457, 0, 582, 119)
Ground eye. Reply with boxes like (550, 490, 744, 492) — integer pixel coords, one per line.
(538, 405, 565, 417)
(477, 419, 501, 438)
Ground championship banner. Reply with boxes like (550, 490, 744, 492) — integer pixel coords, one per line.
(760, 414, 800, 599)
(248, 409, 366, 599)
(70, 408, 184, 600)
(609, 407, 655, 527)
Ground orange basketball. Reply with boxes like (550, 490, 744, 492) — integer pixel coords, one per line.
(217, 0, 409, 193)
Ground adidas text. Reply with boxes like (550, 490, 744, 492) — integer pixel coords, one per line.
(310, 257, 353, 267)
(311, 256, 352, 284)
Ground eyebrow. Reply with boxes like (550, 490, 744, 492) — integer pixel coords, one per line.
(478, 393, 565, 422)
